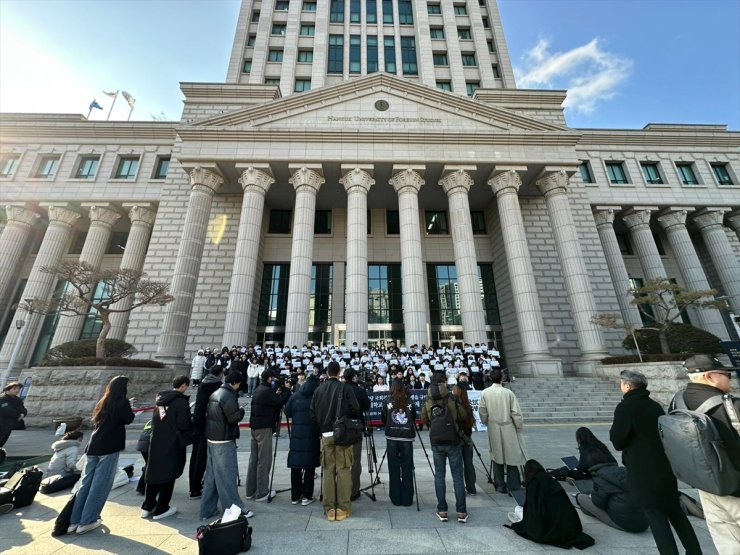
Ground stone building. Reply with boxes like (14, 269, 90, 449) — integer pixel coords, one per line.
(1, 0, 739, 377)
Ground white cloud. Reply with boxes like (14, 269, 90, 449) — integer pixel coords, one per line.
(515, 38, 632, 115)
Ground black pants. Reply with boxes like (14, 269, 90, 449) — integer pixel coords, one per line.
(387, 439, 414, 506)
(188, 434, 208, 495)
(643, 502, 702, 555)
(461, 440, 477, 494)
(136, 451, 149, 494)
(0, 426, 12, 449)
(290, 467, 315, 502)
(142, 481, 175, 516)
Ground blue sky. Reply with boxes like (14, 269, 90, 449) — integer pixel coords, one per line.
(0, 0, 737, 129)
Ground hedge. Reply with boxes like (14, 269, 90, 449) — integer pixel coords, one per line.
(622, 323, 722, 355)
(40, 357, 165, 368)
(43, 339, 137, 361)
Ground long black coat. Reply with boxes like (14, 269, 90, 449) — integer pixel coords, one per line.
(610, 388, 679, 510)
(284, 377, 320, 469)
(146, 389, 192, 485)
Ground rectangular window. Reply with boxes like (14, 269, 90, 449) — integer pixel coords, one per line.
(427, 264, 461, 325)
(243, 59, 252, 73)
(384, 36, 396, 73)
(258, 264, 290, 327)
(430, 27, 444, 39)
(383, 0, 393, 23)
(487, 40, 495, 52)
(676, 163, 698, 185)
(251, 10, 260, 22)
(711, 163, 733, 185)
(471, 211, 486, 234)
(350, 0, 361, 22)
(605, 161, 628, 184)
(265, 78, 281, 85)
(297, 49, 314, 63)
(294, 78, 312, 92)
(310, 264, 333, 326)
(35, 155, 60, 178)
(466, 81, 479, 96)
(398, 0, 413, 24)
(106, 231, 129, 254)
(69, 231, 86, 255)
(314, 210, 332, 234)
(272, 24, 287, 35)
(436, 81, 452, 91)
(330, 0, 345, 22)
(482, 16, 489, 27)
(401, 36, 417, 75)
(367, 36, 379, 72)
(386, 209, 399, 234)
(79, 281, 113, 340)
(275, 0, 290, 10)
(0, 154, 20, 177)
(268, 49, 284, 62)
(369, 264, 403, 324)
(153, 156, 170, 179)
(491, 64, 500, 78)
(425, 210, 448, 234)
(479, 264, 501, 325)
(268, 209, 292, 233)
(630, 277, 655, 325)
(578, 162, 593, 184)
(433, 53, 448, 66)
(350, 35, 361, 73)
(303, 1, 317, 12)
(461, 53, 476, 66)
(427, 3, 441, 14)
(616, 233, 633, 255)
(367, 0, 377, 22)
(328, 35, 344, 73)
(76, 156, 99, 179)
(300, 25, 315, 36)
(247, 35, 257, 46)
(641, 162, 663, 184)
(458, 28, 472, 40)
(454, 5, 467, 15)
(114, 156, 139, 179)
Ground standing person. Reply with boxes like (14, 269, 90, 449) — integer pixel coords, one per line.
(478, 368, 526, 494)
(189, 365, 224, 500)
(200, 372, 254, 520)
(69, 376, 135, 535)
(678, 355, 740, 553)
(246, 356, 262, 398)
(452, 384, 477, 496)
(421, 372, 468, 523)
(344, 368, 371, 501)
(135, 421, 152, 495)
(310, 361, 361, 522)
(284, 373, 320, 506)
(191, 349, 207, 387)
(140, 376, 192, 520)
(246, 369, 290, 502)
(381, 379, 416, 506)
(0, 382, 27, 453)
(610, 369, 702, 555)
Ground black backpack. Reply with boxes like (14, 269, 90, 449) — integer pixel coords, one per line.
(0, 466, 43, 508)
(428, 394, 459, 445)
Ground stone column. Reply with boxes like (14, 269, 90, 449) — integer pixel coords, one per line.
(0, 205, 40, 303)
(51, 205, 121, 347)
(340, 166, 374, 346)
(693, 209, 740, 315)
(593, 207, 642, 329)
(727, 210, 740, 242)
(108, 204, 157, 340)
(488, 169, 561, 376)
(156, 167, 224, 364)
(536, 170, 607, 372)
(390, 168, 429, 348)
(657, 209, 729, 339)
(222, 165, 275, 347)
(439, 167, 487, 344)
(284, 166, 324, 347)
(0, 204, 80, 371)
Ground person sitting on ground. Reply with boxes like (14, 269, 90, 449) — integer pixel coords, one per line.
(507, 459, 595, 550)
(39, 430, 84, 494)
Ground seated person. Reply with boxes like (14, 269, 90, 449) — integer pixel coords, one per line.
(507, 459, 595, 550)
(40, 430, 84, 493)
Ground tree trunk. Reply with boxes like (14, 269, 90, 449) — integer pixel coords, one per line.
(96, 312, 112, 359)
(658, 327, 671, 355)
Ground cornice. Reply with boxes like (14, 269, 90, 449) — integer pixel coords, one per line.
(180, 82, 282, 103)
(576, 128, 740, 149)
(0, 118, 178, 142)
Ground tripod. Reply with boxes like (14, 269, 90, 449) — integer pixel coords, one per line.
(416, 429, 436, 477)
(468, 436, 494, 484)
(359, 424, 385, 501)
(267, 411, 292, 503)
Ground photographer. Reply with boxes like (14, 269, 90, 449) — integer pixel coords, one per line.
(344, 368, 370, 501)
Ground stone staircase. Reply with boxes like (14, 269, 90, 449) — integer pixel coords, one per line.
(510, 376, 622, 424)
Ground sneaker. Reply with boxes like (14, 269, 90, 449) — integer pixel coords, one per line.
(0, 503, 13, 515)
(326, 509, 336, 521)
(301, 497, 315, 506)
(76, 520, 102, 535)
(436, 511, 448, 522)
(152, 506, 177, 520)
(67, 524, 78, 534)
(467, 490, 477, 496)
(256, 490, 276, 502)
(334, 508, 348, 521)
(291, 499, 301, 505)
(189, 492, 202, 500)
(457, 512, 469, 523)
(245, 493, 255, 500)
(507, 511, 522, 524)
(140, 509, 153, 518)
(241, 509, 254, 519)
(350, 492, 361, 501)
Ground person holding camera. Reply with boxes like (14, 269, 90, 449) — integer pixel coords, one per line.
(344, 368, 370, 501)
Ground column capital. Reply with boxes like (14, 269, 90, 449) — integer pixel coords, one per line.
(238, 166, 275, 195)
(439, 168, 474, 196)
(5, 205, 40, 229)
(536, 169, 569, 197)
(289, 166, 324, 193)
(726, 210, 740, 233)
(340, 167, 375, 195)
(622, 207, 657, 230)
(592, 207, 620, 227)
(42, 204, 81, 228)
(189, 166, 224, 194)
(124, 204, 157, 227)
(693, 208, 729, 231)
(390, 168, 424, 195)
(656, 208, 692, 232)
(84, 205, 121, 228)
(488, 169, 521, 196)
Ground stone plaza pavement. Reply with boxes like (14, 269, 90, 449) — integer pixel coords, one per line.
(1, 423, 717, 555)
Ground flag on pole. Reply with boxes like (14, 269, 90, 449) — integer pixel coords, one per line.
(102, 90, 118, 97)
(89, 99, 103, 110)
(121, 91, 136, 108)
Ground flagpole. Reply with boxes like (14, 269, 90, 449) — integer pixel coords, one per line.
(107, 92, 119, 121)
(86, 107, 93, 119)
(127, 105, 134, 121)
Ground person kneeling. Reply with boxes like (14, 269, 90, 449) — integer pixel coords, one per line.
(40, 430, 84, 494)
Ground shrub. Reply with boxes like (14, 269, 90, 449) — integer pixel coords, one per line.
(44, 339, 137, 361)
(39, 357, 164, 368)
(622, 323, 722, 355)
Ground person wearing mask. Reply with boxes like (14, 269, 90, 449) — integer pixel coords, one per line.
(381, 379, 417, 506)
(188, 365, 224, 499)
(452, 384, 477, 496)
(284, 373, 321, 506)
(344, 368, 371, 501)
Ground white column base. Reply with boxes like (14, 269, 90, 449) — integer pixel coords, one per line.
(515, 358, 563, 377)
(573, 359, 601, 376)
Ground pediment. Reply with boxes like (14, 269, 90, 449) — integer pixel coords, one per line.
(189, 74, 570, 134)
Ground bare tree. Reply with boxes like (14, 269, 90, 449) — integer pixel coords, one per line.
(20, 261, 173, 359)
(591, 312, 643, 362)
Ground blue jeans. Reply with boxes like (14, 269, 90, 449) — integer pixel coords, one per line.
(387, 439, 414, 506)
(247, 377, 258, 396)
(432, 443, 466, 514)
(200, 441, 245, 519)
(70, 451, 120, 526)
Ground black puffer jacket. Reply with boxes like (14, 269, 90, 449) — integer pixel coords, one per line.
(192, 374, 223, 431)
(589, 462, 649, 532)
(250, 382, 290, 430)
(310, 378, 361, 434)
(146, 389, 192, 484)
(284, 376, 320, 468)
(205, 384, 244, 441)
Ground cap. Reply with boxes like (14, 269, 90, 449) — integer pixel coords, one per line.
(683, 354, 737, 374)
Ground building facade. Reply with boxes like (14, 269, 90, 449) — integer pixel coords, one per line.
(1, 0, 739, 376)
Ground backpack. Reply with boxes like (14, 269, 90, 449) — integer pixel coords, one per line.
(0, 466, 43, 508)
(658, 389, 740, 496)
(428, 395, 459, 446)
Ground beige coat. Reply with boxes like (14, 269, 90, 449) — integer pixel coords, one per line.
(478, 384, 527, 466)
